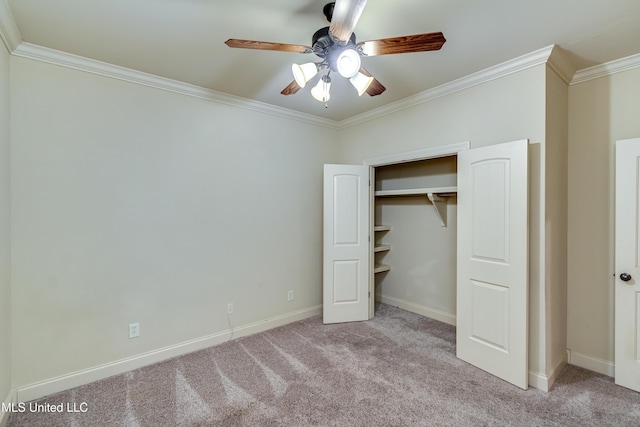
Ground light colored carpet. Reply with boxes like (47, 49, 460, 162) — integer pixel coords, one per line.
(8, 304, 640, 426)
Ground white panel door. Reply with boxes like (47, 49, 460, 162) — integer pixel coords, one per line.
(615, 138, 640, 392)
(323, 164, 370, 324)
(457, 140, 529, 389)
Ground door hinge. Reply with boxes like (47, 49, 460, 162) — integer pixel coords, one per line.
(368, 291, 371, 298)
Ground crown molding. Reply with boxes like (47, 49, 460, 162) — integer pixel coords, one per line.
(338, 45, 555, 129)
(10, 35, 640, 129)
(0, 0, 21, 51)
(547, 45, 576, 84)
(9, 40, 557, 131)
(571, 52, 640, 85)
(12, 42, 340, 130)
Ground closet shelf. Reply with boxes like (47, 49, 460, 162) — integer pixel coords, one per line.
(374, 244, 391, 253)
(374, 225, 392, 232)
(374, 186, 457, 197)
(374, 264, 391, 274)
(374, 186, 457, 228)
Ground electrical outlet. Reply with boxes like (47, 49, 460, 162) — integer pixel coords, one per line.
(129, 323, 140, 339)
(227, 303, 234, 315)
(287, 290, 294, 301)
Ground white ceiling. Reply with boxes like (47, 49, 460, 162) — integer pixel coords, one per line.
(6, 0, 640, 120)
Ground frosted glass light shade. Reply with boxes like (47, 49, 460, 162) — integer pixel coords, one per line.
(349, 72, 374, 96)
(311, 75, 331, 102)
(292, 62, 319, 87)
(336, 48, 361, 78)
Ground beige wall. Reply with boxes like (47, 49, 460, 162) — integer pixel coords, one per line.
(338, 65, 550, 379)
(337, 66, 546, 163)
(0, 41, 11, 408)
(544, 67, 569, 377)
(567, 67, 640, 367)
(10, 57, 337, 388)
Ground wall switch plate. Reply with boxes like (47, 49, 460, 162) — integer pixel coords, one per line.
(287, 290, 294, 301)
(129, 323, 140, 339)
(227, 303, 234, 315)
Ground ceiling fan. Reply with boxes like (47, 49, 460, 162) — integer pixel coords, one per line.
(225, 0, 446, 103)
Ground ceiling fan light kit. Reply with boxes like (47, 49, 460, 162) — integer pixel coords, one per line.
(225, 0, 446, 106)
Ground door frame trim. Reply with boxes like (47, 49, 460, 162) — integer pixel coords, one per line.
(363, 142, 471, 167)
(363, 141, 470, 318)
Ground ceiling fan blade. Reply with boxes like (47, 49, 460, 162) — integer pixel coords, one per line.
(360, 67, 386, 96)
(225, 39, 312, 53)
(329, 0, 368, 43)
(281, 80, 302, 96)
(358, 32, 446, 56)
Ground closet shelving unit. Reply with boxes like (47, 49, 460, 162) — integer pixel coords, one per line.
(372, 186, 458, 274)
(373, 225, 392, 274)
(371, 153, 458, 278)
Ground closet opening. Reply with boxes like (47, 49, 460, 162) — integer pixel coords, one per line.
(371, 154, 458, 326)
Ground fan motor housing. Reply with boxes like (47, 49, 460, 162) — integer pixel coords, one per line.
(312, 26, 358, 71)
(312, 27, 333, 55)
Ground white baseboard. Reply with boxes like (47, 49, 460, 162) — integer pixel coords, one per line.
(528, 371, 548, 392)
(378, 294, 456, 326)
(567, 349, 614, 377)
(1, 389, 17, 427)
(528, 354, 567, 392)
(15, 305, 322, 403)
(546, 355, 568, 389)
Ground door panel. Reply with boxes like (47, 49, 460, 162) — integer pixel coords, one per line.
(334, 174, 361, 244)
(323, 164, 370, 324)
(333, 260, 360, 302)
(471, 280, 509, 351)
(471, 159, 510, 263)
(457, 140, 529, 389)
(615, 137, 640, 392)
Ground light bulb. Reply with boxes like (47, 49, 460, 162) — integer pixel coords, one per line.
(336, 48, 361, 78)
